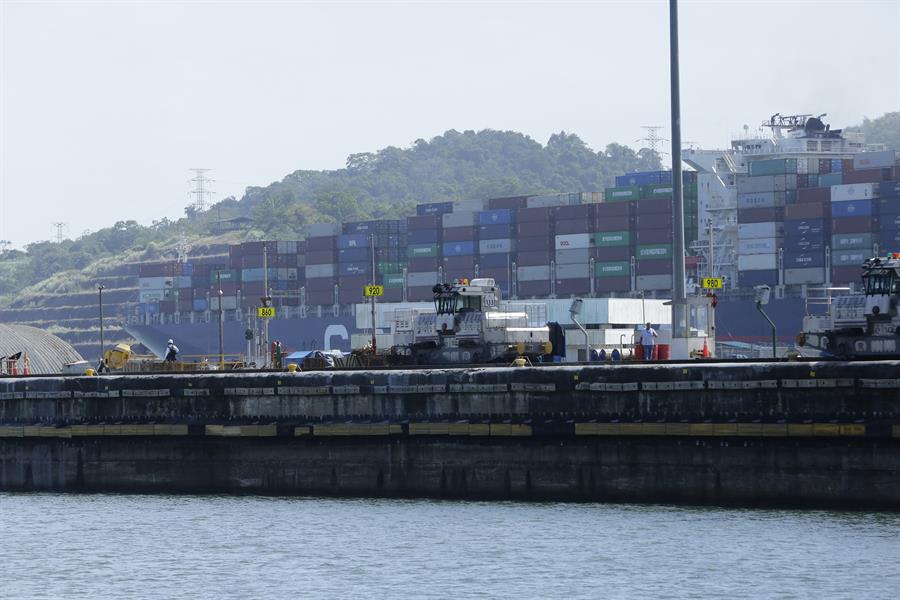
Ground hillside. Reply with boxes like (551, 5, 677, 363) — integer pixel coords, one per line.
(846, 111, 900, 151)
(0, 129, 660, 301)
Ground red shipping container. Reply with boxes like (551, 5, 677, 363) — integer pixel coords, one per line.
(408, 257, 440, 271)
(488, 196, 528, 210)
(517, 249, 553, 266)
(796, 187, 830, 204)
(593, 246, 631, 261)
(306, 290, 335, 305)
(242, 282, 266, 296)
(407, 215, 440, 230)
(595, 201, 633, 217)
(443, 226, 477, 242)
(555, 278, 591, 295)
(636, 227, 673, 244)
(785, 201, 827, 220)
(241, 254, 265, 268)
(594, 276, 631, 293)
(407, 285, 436, 302)
(517, 221, 551, 237)
(442, 255, 477, 270)
(738, 207, 785, 223)
(338, 276, 368, 304)
(636, 213, 673, 229)
(636, 259, 673, 275)
(842, 159, 855, 172)
(516, 206, 554, 223)
(306, 236, 336, 251)
(517, 236, 553, 252)
(832, 216, 878, 234)
(216, 282, 238, 295)
(306, 250, 336, 265)
(382, 287, 403, 302)
(594, 214, 633, 232)
(831, 266, 862, 284)
(797, 174, 809, 188)
(517, 280, 551, 297)
(555, 204, 594, 221)
(305, 277, 335, 292)
(842, 168, 887, 185)
(554, 218, 592, 235)
(635, 197, 673, 215)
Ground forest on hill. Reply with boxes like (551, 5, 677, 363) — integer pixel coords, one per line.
(0, 129, 659, 298)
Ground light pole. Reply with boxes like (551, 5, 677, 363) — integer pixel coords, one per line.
(217, 271, 225, 369)
(98, 284, 105, 366)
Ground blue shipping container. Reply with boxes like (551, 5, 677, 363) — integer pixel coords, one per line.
(479, 223, 514, 239)
(784, 252, 826, 268)
(831, 199, 873, 218)
(193, 299, 207, 311)
(738, 269, 778, 288)
(478, 253, 513, 268)
(338, 247, 370, 262)
(784, 219, 827, 237)
(478, 209, 514, 226)
(443, 241, 476, 257)
(338, 262, 371, 276)
(879, 231, 900, 250)
(182, 263, 194, 276)
(417, 202, 454, 217)
(831, 159, 843, 173)
(879, 213, 900, 231)
(407, 229, 440, 245)
(784, 236, 826, 252)
(337, 234, 369, 249)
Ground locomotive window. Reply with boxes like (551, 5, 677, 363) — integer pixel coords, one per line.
(866, 274, 891, 295)
(459, 295, 482, 312)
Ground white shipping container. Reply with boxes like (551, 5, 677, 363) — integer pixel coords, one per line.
(305, 264, 335, 278)
(139, 277, 173, 290)
(406, 271, 439, 287)
(807, 158, 820, 174)
(738, 222, 782, 239)
(479, 239, 514, 254)
(306, 222, 342, 237)
(853, 150, 896, 170)
(442, 211, 477, 228)
(555, 263, 590, 279)
(139, 290, 165, 303)
(555, 233, 592, 250)
(737, 175, 775, 194)
(636, 275, 673, 291)
(784, 267, 826, 285)
(555, 248, 591, 264)
(527, 194, 573, 208)
(831, 183, 877, 202)
(209, 296, 238, 311)
(737, 192, 781, 210)
(738, 253, 777, 271)
(453, 199, 487, 212)
(737, 237, 780, 254)
(517, 265, 551, 281)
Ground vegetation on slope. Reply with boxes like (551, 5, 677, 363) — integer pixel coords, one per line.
(0, 129, 659, 302)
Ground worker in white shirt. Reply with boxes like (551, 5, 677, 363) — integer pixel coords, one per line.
(640, 322, 658, 361)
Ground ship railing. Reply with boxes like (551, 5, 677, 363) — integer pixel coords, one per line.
(804, 286, 851, 316)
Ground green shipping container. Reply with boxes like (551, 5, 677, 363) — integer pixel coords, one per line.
(210, 269, 239, 284)
(407, 244, 439, 258)
(595, 261, 631, 277)
(382, 274, 404, 287)
(636, 244, 673, 260)
(640, 184, 674, 199)
(604, 186, 640, 201)
(749, 158, 798, 177)
(377, 261, 405, 274)
(594, 231, 631, 247)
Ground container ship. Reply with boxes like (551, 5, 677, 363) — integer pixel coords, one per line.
(124, 114, 899, 359)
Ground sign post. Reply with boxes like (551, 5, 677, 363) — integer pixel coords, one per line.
(701, 277, 723, 290)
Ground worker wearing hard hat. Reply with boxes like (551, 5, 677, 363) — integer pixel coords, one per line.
(165, 339, 179, 362)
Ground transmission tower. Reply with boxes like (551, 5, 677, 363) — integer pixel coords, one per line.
(188, 168, 215, 213)
(52, 222, 68, 244)
(637, 125, 669, 159)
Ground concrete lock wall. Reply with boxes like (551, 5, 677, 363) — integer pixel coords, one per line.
(1, 361, 899, 508)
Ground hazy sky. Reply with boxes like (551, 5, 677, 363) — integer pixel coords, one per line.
(2, 0, 898, 248)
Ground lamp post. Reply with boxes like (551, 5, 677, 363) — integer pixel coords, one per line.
(217, 271, 225, 370)
(98, 284, 105, 366)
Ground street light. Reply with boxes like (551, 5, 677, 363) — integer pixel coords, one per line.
(755, 285, 777, 359)
(97, 284, 105, 369)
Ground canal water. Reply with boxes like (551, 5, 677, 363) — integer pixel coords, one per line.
(1, 493, 898, 599)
